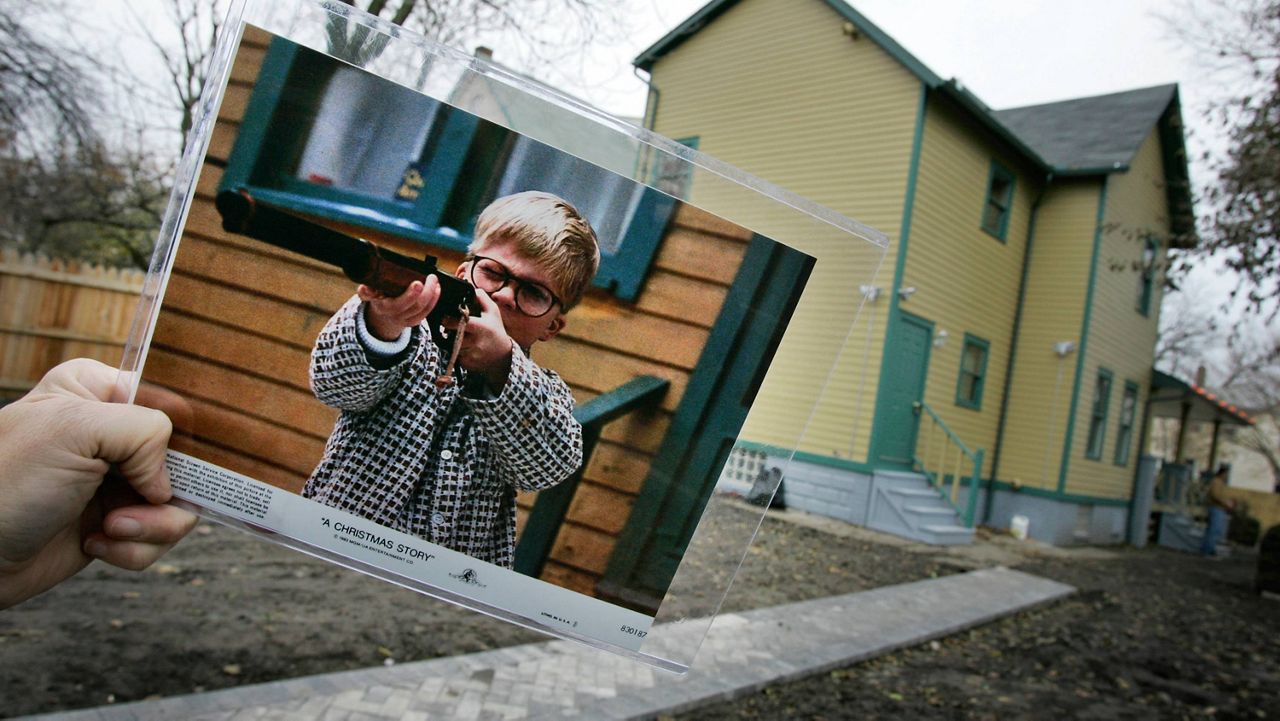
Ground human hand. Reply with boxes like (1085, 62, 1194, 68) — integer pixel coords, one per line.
(0, 359, 197, 609)
(358, 275, 441, 342)
(455, 289, 515, 390)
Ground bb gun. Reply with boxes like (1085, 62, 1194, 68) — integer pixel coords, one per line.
(215, 189, 481, 379)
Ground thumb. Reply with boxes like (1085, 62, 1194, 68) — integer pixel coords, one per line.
(75, 401, 174, 505)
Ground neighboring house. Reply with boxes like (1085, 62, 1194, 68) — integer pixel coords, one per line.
(634, 0, 1196, 545)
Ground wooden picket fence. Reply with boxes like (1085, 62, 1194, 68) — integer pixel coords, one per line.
(0, 248, 145, 400)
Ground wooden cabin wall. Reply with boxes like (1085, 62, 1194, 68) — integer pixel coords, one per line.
(142, 25, 751, 598)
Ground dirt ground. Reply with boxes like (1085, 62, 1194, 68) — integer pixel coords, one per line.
(2, 503, 1277, 719)
(678, 518, 1280, 721)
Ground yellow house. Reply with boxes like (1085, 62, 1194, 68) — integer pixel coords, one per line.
(635, 0, 1195, 544)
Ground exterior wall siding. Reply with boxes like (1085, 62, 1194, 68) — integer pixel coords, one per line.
(1064, 128, 1168, 498)
(901, 99, 1038, 471)
(996, 179, 1103, 491)
(647, 0, 917, 462)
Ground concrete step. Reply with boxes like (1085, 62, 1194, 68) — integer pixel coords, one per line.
(873, 471, 932, 491)
(919, 523, 976, 546)
(904, 505, 959, 518)
(888, 487, 939, 498)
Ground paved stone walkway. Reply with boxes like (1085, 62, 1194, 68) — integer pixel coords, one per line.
(24, 567, 1073, 721)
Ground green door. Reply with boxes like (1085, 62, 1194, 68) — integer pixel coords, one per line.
(874, 311, 932, 467)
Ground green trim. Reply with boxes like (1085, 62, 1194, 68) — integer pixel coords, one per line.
(980, 160, 1015, 242)
(1113, 380, 1140, 467)
(954, 333, 990, 410)
(1085, 368, 1114, 460)
(1156, 89, 1197, 246)
(990, 171, 1052, 503)
(1057, 178, 1109, 493)
(987, 479, 1130, 507)
(868, 81, 928, 466)
(736, 440, 879, 476)
(218, 37, 302, 188)
(733, 442, 1132, 508)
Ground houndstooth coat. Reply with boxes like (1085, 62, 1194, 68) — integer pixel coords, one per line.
(302, 296, 583, 569)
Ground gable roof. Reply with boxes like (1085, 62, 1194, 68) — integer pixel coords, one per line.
(633, 0, 1196, 242)
(995, 84, 1179, 174)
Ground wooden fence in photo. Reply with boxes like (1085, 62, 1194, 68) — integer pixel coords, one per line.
(0, 249, 145, 401)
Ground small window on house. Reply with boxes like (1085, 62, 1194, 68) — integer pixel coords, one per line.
(955, 334, 990, 410)
(1137, 237, 1158, 316)
(1114, 381, 1139, 466)
(1085, 369, 1113, 460)
(981, 161, 1015, 241)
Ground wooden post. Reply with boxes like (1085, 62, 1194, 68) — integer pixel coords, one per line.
(1173, 401, 1191, 461)
(1208, 418, 1222, 472)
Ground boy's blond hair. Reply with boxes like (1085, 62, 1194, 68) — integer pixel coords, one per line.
(470, 191, 600, 309)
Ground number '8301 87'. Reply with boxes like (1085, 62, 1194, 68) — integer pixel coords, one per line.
(620, 625, 647, 638)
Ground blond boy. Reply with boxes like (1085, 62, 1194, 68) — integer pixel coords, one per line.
(304, 191, 599, 569)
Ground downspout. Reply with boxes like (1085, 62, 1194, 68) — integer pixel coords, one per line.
(633, 66, 661, 130)
(986, 171, 1053, 523)
(632, 65, 662, 184)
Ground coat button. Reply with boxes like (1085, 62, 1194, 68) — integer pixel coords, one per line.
(440, 449, 454, 460)
(431, 512, 445, 526)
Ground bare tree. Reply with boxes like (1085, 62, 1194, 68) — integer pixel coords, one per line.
(1155, 288, 1222, 379)
(0, 3, 98, 158)
(126, 0, 227, 155)
(130, 0, 626, 155)
(1217, 329, 1280, 488)
(1164, 0, 1280, 317)
(0, 3, 165, 268)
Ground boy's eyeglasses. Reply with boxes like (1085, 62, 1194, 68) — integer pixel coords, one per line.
(467, 256, 562, 317)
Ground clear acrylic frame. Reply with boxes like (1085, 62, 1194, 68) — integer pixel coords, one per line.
(115, 0, 888, 674)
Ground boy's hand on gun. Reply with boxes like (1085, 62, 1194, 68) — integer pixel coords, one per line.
(455, 289, 515, 391)
(359, 276, 441, 342)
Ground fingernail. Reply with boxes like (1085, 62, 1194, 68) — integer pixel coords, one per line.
(109, 517, 143, 538)
(84, 539, 108, 557)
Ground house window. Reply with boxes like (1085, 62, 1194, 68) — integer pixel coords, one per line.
(1085, 369, 1113, 460)
(1114, 381, 1139, 466)
(981, 161, 1015, 241)
(1137, 237, 1158, 316)
(219, 37, 673, 301)
(954, 334, 990, 410)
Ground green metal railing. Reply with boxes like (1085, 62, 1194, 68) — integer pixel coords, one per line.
(513, 375, 670, 577)
(912, 402, 985, 528)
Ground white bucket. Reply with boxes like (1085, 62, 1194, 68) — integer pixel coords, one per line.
(1010, 514, 1030, 541)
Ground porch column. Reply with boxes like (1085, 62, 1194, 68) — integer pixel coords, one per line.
(1173, 400, 1191, 461)
(1207, 418, 1222, 472)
